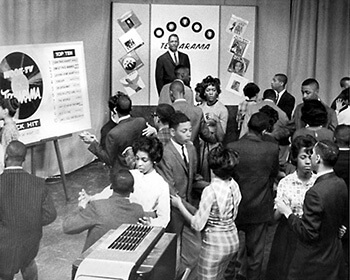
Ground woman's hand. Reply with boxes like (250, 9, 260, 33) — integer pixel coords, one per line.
(138, 216, 151, 226)
(170, 194, 183, 209)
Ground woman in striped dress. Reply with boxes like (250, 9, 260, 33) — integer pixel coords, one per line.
(171, 145, 241, 280)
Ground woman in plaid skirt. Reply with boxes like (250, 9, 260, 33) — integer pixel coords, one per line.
(171, 145, 242, 280)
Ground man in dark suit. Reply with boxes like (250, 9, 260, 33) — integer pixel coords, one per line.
(155, 34, 190, 94)
(226, 112, 279, 280)
(169, 80, 223, 157)
(334, 124, 350, 278)
(271, 73, 295, 120)
(157, 112, 208, 280)
(0, 141, 57, 280)
(83, 92, 146, 170)
(63, 169, 144, 252)
(271, 73, 295, 166)
(276, 140, 348, 280)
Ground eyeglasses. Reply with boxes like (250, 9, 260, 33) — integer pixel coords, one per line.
(151, 112, 158, 118)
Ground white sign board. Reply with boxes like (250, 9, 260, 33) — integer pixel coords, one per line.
(0, 41, 91, 144)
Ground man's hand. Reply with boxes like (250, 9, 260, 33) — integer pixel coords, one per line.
(79, 131, 97, 144)
(78, 189, 91, 209)
(275, 197, 293, 218)
(339, 225, 347, 239)
(336, 99, 347, 112)
(142, 122, 157, 137)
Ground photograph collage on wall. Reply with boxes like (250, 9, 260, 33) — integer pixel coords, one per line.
(225, 14, 250, 96)
(117, 10, 145, 96)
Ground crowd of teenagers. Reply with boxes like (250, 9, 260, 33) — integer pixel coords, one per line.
(75, 72, 349, 280)
(0, 68, 349, 280)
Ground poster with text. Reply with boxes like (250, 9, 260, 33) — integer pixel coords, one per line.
(0, 41, 91, 145)
(150, 4, 220, 104)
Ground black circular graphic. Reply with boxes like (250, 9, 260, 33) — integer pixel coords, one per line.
(154, 27, 164, 38)
(192, 22, 202, 33)
(0, 52, 43, 120)
(166, 22, 177, 32)
(180, 16, 190, 27)
(205, 29, 215, 40)
(122, 57, 137, 71)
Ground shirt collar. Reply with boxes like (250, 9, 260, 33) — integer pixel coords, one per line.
(118, 115, 131, 123)
(4, 166, 23, 170)
(315, 169, 333, 179)
(174, 98, 186, 103)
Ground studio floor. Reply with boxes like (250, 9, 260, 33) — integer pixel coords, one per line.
(13, 160, 276, 280)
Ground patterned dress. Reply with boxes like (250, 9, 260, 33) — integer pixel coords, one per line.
(191, 177, 241, 280)
(266, 171, 316, 280)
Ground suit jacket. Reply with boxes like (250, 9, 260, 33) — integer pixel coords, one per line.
(155, 51, 190, 94)
(334, 149, 349, 188)
(239, 100, 290, 142)
(287, 172, 348, 280)
(0, 168, 57, 275)
(89, 116, 146, 169)
(172, 100, 217, 150)
(277, 90, 295, 120)
(100, 119, 117, 149)
(226, 133, 279, 224)
(63, 193, 144, 252)
(157, 140, 208, 234)
(158, 83, 194, 106)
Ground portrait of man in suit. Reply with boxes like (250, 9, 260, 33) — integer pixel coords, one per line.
(155, 34, 191, 94)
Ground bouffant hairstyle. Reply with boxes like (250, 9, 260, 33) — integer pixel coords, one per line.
(259, 105, 278, 132)
(0, 97, 20, 117)
(301, 99, 327, 127)
(202, 75, 221, 96)
(195, 82, 206, 101)
(290, 135, 316, 166)
(133, 136, 163, 163)
(243, 83, 260, 99)
(208, 145, 239, 180)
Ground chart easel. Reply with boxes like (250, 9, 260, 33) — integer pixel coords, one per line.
(27, 134, 72, 201)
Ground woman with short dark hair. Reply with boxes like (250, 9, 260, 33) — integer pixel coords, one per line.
(171, 145, 241, 280)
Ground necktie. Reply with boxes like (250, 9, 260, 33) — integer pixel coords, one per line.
(174, 53, 178, 65)
(181, 145, 188, 166)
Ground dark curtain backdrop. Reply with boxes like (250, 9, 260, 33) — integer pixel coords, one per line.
(288, 0, 350, 105)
